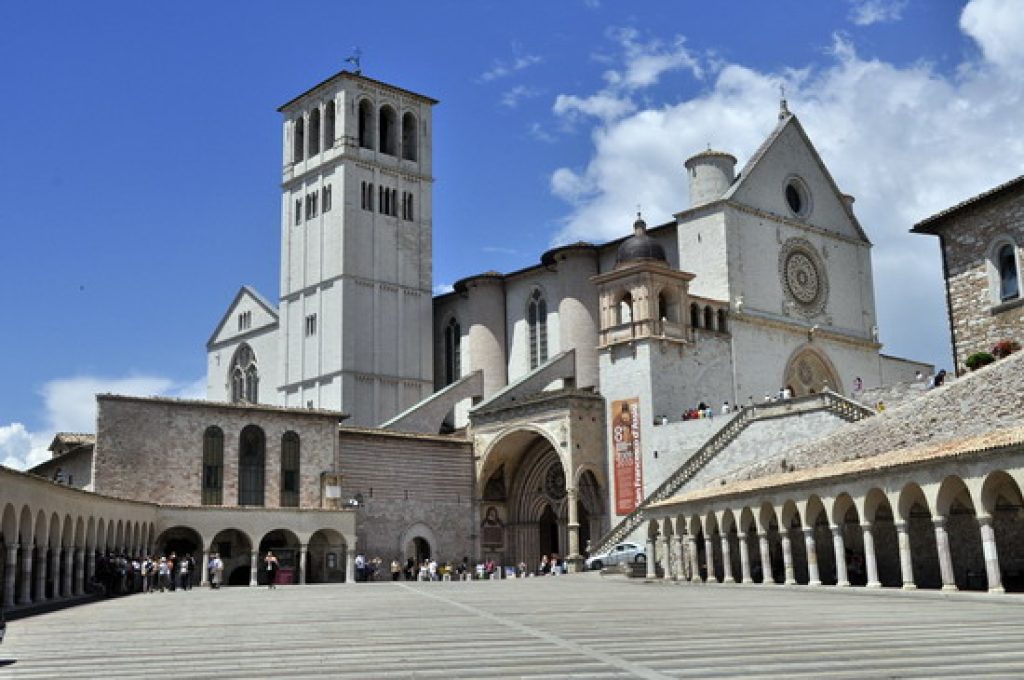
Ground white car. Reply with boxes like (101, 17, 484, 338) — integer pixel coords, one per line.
(585, 542, 646, 570)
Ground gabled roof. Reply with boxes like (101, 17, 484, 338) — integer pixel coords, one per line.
(278, 69, 438, 112)
(206, 285, 279, 349)
(722, 113, 870, 244)
(912, 175, 1024, 234)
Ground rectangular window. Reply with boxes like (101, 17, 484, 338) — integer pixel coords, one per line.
(305, 313, 317, 336)
(311, 191, 318, 217)
(323, 185, 332, 212)
(295, 199, 302, 224)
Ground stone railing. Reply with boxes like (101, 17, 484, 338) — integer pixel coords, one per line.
(589, 391, 874, 556)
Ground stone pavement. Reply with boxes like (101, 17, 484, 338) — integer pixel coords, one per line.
(4, 574, 1024, 678)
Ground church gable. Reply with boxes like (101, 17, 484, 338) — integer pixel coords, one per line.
(724, 115, 868, 244)
(206, 286, 279, 348)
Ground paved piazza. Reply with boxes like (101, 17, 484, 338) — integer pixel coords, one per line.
(5, 574, 1024, 678)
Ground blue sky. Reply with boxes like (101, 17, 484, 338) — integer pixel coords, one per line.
(2, 0, 1022, 468)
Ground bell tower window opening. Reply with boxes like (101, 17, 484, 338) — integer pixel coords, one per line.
(229, 344, 259, 403)
(308, 108, 321, 156)
(280, 431, 300, 507)
(293, 117, 305, 163)
(618, 292, 634, 325)
(703, 306, 715, 330)
(444, 317, 461, 385)
(379, 105, 397, 156)
(324, 101, 336, 149)
(528, 289, 548, 370)
(401, 112, 418, 161)
(358, 99, 374, 149)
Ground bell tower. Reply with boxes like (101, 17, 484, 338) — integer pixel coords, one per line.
(276, 70, 438, 425)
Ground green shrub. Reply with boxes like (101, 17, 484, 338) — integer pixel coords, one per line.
(966, 351, 996, 370)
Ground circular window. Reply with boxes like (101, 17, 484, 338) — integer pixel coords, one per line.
(778, 238, 829, 316)
(544, 464, 566, 501)
(784, 177, 811, 218)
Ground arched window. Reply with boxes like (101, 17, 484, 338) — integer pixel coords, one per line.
(280, 432, 300, 507)
(324, 101, 336, 149)
(401, 112, 417, 161)
(717, 308, 728, 333)
(229, 344, 258, 403)
(619, 292, 633, 325)
(689, 302, 700, 328)
(528, 289, 548, 369)
(201, 426, 223, 506)
(238, 425, 265, 506)
(444, 317, 461, 385)
(358, 99, 374, 149)
(703, 306, 715, 330)
(293, 117, 305, 163)
(997, 243, 1020, 302)
(379, 105, 397, 155)
(308, 108, 321, 156)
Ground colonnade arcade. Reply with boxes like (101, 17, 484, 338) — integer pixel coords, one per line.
(646, 442, 1024, 594)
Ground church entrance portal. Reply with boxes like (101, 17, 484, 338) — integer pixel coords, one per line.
(784, 346, 842, 397)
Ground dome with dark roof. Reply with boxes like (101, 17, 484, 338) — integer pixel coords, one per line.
(615, 214, 667, 266)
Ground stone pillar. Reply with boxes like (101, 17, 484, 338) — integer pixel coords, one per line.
(659, 533, 673, 581)
(978, 516, 1004, 594)
(758, 532, 772, 584)
(688, 537, 701, 583)
(831, 525, 849, 587)
(249, 550, 258, 587)
(704, 537, 715, 583)
(895, 521, 916, 590)
(19, 545, 33, 605)
(862, 523, 881, 588)
(345, 549, 356, 584)
(566, 488, 582, 574)
(50, 548, 61, 599)
(738, 534, 752, 584)
(200, 549, 210, 587)
(720, 536, 735, 584)
(645, 537, 657, 579)
(299, 544, 308, 585)
(803, 528, 821, 586)
(671, 535, 684, 581)
(63, 548, 74, 597)
(35, 546, 48, 602)
(87, 549, 96, 587)
(4, 543, 18, 608)
(933, 517, 957, 591)
(74, 547, 85, 595)
(781, 531, 796, 585)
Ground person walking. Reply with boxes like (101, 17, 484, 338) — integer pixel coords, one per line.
(212, 554, 224, 589)
(264, 550, 280, 588)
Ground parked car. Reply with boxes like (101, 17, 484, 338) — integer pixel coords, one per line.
(585, 542, 646, 570)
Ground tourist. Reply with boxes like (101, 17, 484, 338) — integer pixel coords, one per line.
(538, 554, 550, 575)
(404, 557, 415, 581)
(934, 369, 947, 387)
(157, 557, 170, 592)
(722, 401, 731, 414)
(354, 553, 366, 582)
(212, 554, 224, 589)
(390, 558, 401, 581)
(264, 550, 280, 589)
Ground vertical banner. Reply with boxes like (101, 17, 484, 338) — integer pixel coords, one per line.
(611, 397, 643, 515)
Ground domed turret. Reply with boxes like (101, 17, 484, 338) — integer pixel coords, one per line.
(684, 149, 737, 208)
(615, 213, 667, 266)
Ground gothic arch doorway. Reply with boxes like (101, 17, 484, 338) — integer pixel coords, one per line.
(783, 345, 842, 396)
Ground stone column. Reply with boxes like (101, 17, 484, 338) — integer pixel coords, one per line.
(660, 534, 672, 582)
(978, 516, 1004, 594)
(19, 545, 33, 605)
(345, 549, 356, 584)
(895, 521, 916, 590)
(758, 532, 772, 584)
(738, 534, 752, 584)
(704, 537, 715, 583)
(862, 523, 881, 588)
(298, 544, 308, 585)
(781, 531, 796, 585)
(645, 537, 657, 579)
(671, 535, 684, 581)
(803, 528, 821, 586)
(933, 517, 957, 591)
(721, 536, 735, 584)
(35, 546, 48, 602)
(831, 525, 849, 587)
(566, 488, 582, 573)
(688, 537, 701, 583)
(200, 549, 210, 587)
(249, 550, 258, 587)
(50, 548, 61, 599)
(87, 549, 96, 587)
(74, 547, 85, 595)
(63, 548, 74, 597)
(4, 543, 18, 608)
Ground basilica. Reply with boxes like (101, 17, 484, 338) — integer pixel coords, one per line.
(4, 68, 1022, 610)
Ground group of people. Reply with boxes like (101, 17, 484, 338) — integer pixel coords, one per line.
(680, 402, 716, 420)
(90, 552, 200, 595)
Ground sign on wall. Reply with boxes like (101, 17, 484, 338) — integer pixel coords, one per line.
(611, 397, 644, 514)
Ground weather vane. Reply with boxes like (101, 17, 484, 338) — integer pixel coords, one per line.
(345, 48, 362, 75)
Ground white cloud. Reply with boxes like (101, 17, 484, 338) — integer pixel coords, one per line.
(433, 283, 454, 295)
(501, 85, 541, 108)
(0, 373, 205, 471)
(480, 54, 543, 82)
(848, 0, 907, 26)
(546, 4, 1024, 371)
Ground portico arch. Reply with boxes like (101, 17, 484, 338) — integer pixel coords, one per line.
(259, 529, 301, 585)
(399, 522, 438, 566)
(783, 344, 842, 396)
(981, 470, 1024, 592)
(209, 528, 253, 586)
(308, 528, 347, 583)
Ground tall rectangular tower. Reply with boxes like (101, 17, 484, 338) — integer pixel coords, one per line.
(277, 71, 436, 426)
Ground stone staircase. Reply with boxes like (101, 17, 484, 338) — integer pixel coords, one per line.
(590, 391, 875, 556)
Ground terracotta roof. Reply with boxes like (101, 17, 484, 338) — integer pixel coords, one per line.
(912, 175, 1024, 234)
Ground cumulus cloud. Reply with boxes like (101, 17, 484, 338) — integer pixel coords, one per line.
(1, 374, 205, 471)
(546, 1, 1024, 369)
(847, 0, 907, 26)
